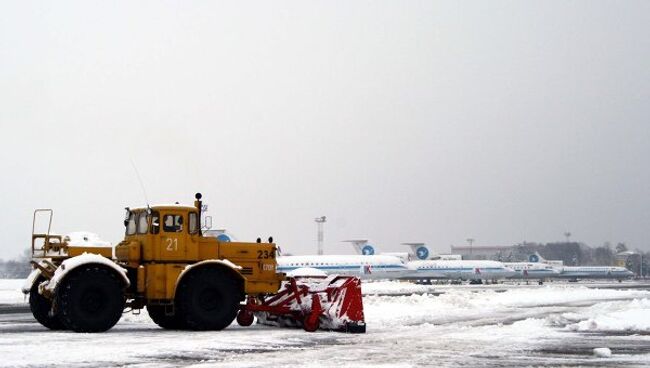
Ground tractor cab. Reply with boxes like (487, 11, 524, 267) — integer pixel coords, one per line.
(118, 204, 202, 264)
(123, 206, 200, 238)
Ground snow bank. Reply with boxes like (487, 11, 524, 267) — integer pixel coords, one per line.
(0, 279, 28, 304)
(287, 267, 327, 277)
(566, 299, 650, 333)
(363, 283, 650, 331)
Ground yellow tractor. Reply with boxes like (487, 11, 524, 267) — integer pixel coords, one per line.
(23, 193, 284, 332)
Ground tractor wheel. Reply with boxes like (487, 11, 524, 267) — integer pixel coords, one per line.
(147, 305, 186, 329)
(176, 267, 241, 331)
(236, 310, 254, 327)
(56, 266, 125, 332)
(29, 277, 65, 330)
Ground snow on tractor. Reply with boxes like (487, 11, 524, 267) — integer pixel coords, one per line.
(22, 193, 365, 333)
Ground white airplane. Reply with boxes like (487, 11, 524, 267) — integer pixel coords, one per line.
(503, 262, 561, 283)
(395, 243, 516, 282)
(401, 243, 515, 282)
(558, 266, 635, 281)
(276, 254, 410, 280)
(527, 253, 635, 281)
(345, 241, 515, 282)
(405, 259, 516, 283)
(278, 242, 516, 283)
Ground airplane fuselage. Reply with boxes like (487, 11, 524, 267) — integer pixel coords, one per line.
(277, 255, 409, 280)
(504, 262, 561, 279)
(558, 266, 634, 280)
(405, 260, 516, 280)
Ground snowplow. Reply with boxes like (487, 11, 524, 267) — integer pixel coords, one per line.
(23, 193, 365, 333)
(240, 274, 365, 333)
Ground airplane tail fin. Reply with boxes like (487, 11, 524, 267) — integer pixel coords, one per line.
(403, 243, 430, 260)
(204, 229, 234, 242)
(528, 252, 546, 263)
(343, 240, 375, 255)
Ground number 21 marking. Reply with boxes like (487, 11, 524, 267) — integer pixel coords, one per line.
(166, 238, 178, 251)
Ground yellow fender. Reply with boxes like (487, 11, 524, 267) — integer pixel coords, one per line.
(174, 259, 245, 296)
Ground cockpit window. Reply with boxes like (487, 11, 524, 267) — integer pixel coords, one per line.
(163, 214, 183, 233)
(137, 212, 149, 234)
(126, 212, 137, 235)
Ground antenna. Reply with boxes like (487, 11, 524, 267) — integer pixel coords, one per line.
(130, 158, 150, 207)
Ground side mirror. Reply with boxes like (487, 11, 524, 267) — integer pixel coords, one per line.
(203, 216, 213, 230)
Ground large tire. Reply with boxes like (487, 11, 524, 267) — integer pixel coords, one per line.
(176, 267, 242, 331)
(56, 266, 125, 332)
(147, 305, 186, 329)
(29, 277, 65, 330)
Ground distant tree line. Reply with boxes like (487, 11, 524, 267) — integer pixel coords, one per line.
(0, 249, 31, 279)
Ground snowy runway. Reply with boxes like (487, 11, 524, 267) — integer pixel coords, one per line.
(2, 280, 650, 367)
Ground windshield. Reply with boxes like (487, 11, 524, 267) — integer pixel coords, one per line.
(125, 212, 136, 235)
(137, 212, 149, 234)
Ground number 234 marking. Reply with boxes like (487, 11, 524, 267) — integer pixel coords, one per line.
(257, 250, 275, 259)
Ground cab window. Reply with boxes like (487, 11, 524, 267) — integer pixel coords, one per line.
(189, 212, 198, 234)
(137, 212, 149, 234)
(163, 214, 183, 232)
(126, 212, 136, 235)
(150, 211, 160, 234)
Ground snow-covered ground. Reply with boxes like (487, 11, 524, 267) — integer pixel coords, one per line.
(2, 279, 650, 367)
(0, 279, 27, 305)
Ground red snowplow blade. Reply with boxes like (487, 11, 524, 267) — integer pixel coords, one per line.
(237, 275, 366, 333)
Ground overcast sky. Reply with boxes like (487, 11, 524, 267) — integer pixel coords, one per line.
(1, 1, 648, 259)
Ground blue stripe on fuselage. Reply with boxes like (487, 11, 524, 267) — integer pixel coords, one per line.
(277, 264, 407, 272)
(415, 267, 507, 272)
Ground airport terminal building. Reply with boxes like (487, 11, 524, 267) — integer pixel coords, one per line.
(451, 245, 521, 261)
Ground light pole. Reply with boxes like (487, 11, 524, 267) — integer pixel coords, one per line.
(564, 231, 572, 243)
(315, 216, 326, 255)
(466, 238, 475, 259)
